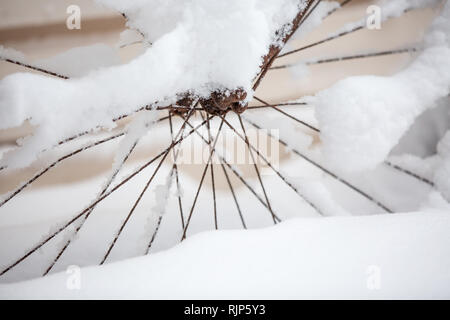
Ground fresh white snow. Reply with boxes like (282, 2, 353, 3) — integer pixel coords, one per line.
(314, 2, 450, 173)
(0, 211, 449, 299)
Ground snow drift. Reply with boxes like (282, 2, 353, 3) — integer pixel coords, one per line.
(314, 1, 450, 173)
(0, 211, 449, 299)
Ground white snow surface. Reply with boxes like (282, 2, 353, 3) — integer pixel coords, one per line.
(0, 0, 307, 169)
(0, 211, 449, 299)
(314, 2, 450, 172)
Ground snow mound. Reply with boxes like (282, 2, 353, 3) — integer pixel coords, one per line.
(314, 2, 450, 172)
(0, 211, 449, 299)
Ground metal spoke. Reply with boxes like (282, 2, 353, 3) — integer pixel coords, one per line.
(252, 0, 320, 91)
(0, 116, 169, 209)
(169, 113, 185, 230)
(237, 114, 278, 224)
(271, 48, 418, 70)
(0, 114, 207, 276)
(244, 116, 393, 213)
(220, 163, 247, 229)
(100, 108, 198, 264)
(277, 24, 364, 59)
(248, 102, 308, 109)
(385, 161, 434, 186)
(253, 96, 319, 133)
(146, 113, 189, 254)
(184, 119, 282, 223)
(206, 117, 219, 229)
(0, 57, 69, 79)
(181, 116, 224, 240)
(251, 99, 433, 187)
(277, 1, 431, 60)
(43, 137, 140, 275)
(0, 131, 125, 209)
(0, 114, 169, 173)
(222, 116, 323, 216)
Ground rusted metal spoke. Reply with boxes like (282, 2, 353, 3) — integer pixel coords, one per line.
(248, 102, 308, 109)
(0, 115, 207, 276)
(184, 120, 281, 223)
(223, 116, 323, 216)
(0, 116, 169, 209)
(254, 96, 319, 133)
(0, 131, 125, 209)
(251, 100, 432, 188)
(119, 40, 144, 49)
(0, 115, 169, 173)
(252, 0, 319, 91)
(220, 163, 247, 229)
(43, 138, 140, 275)
(146, 113, 189, 254)
(277, 25, 364, 59)
(271, 48, 418, 69)
(100, 108, 198, 264)
(0, 57, 69, 79)
(277, 1, 430, 60)
(206, 117, 218, 229)
(237, 114, 277, 224)
(169, 113, 185, 230)
(244, 117, 393, 213)
(146, 215, 163, 254)
(181, 116, 224, 240)
(251, 99, 431, 187)
(385, 161, 434, 186)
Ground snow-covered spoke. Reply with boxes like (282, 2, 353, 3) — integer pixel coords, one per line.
(42, 112, 160, 275)
(0, 57, 69, 80)
(0, 114, 169, 209)
(313, 5, 450, 173)
(243, 117, 394, 213)
(184, 118, 282, 224)
(271, 47, 419, 70)
(205, 117, 219, 230)
(251, 0, 318, 91)
(0, 115, 208, 276)
(277, 25, 364, 59)
(277, 0, 441, 59)
(237, 114, 278, 224)
(248, 101, 308, 109)
(0, 131, 125, 209)
(223, 116, 323, 216)
(168, 113, 186, 230)
(100, 108, 197, 264)
(43, 139, 139, 276)
(254, 96, 320, 133)
(385, 161, 434, 186)
(145, 113, 189, 254)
